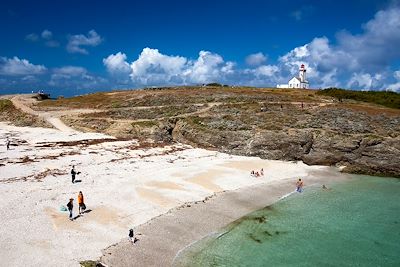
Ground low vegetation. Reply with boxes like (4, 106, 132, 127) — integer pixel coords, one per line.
(0, 99, 51, 127)
(317, 88, 400, 109)
(36, 87, 318, 110)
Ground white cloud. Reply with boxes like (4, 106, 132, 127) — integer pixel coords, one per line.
(0, 56, 47, 76)
(386, 70, 400, 92)
(245, 52, 267, 66)
(25, 33, 39, 42)
(66, 30, 103, 54)
(41, 30, 52, 40)
(103, 52, 131, 75)
(249, 65, 279, 77)
(394, 70, 400, 80)
(126, 48, 236, 85)
(185, 51, 232, 83)
(49, 66, 107, 89)
(26, 30, 59, 47)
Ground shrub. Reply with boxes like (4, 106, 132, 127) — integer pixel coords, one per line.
(317, 88, 400, 109)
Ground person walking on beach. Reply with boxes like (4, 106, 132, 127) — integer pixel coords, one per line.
(78, 191, 86, 215)
(67, 198, 74, 220)
(6, 138, 10, 150)
(296, 178, 304, 192)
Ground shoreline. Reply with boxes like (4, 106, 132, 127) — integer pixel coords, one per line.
(0, 122, 341, 266)
(99, 167, 349, 267)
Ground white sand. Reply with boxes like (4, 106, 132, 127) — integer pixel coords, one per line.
(0, 122, 336, 266)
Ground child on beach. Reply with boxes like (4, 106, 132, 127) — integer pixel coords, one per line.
(260, 168, 264, 176)
(296, 178, 304, 192)
(67, 198, 74, 220)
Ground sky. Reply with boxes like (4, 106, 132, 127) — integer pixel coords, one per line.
(1, 0, 400, 96)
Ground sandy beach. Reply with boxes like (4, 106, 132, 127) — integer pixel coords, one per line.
(0, 122, 344, 266)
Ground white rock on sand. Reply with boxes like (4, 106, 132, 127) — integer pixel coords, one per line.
(0, 122, 334, 266)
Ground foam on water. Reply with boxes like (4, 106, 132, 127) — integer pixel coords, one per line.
(174, 175, 400, 267)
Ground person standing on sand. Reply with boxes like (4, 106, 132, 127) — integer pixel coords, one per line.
(296, 178, 304, 192)
(78, 191, 85, 215)
(67, 198, 74, 220)
(6, 138, 10, 150)
(129, 229, 135, 244)
(71, 166, 80, 183)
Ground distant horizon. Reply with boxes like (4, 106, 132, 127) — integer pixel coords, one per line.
(1, 0, 400, 95)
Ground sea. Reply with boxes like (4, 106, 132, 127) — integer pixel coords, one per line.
(174, 175, 400, 267)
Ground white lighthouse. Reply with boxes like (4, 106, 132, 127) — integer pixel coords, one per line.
(277, 63, 310, 89)
(299, 64, 306, 83)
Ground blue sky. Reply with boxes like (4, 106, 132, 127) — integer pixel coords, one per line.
(1, 0, 399, 96)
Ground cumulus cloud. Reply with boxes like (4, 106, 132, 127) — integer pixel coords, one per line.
(103, 52, 131, 74)
(106, 48, 235, 86)
(245, 52, 267, 66)
(66, 30, 103, 54)
(0, 56, 47, 76)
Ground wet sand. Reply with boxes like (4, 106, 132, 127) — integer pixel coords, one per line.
(100, 168, 346, 267)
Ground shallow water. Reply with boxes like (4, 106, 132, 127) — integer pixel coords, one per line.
(174, 175, 400, 267)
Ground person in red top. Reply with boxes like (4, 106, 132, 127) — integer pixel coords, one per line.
(77, 191, 85, 215)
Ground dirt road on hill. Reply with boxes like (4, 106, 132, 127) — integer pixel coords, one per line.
(10, 95, 97, 132)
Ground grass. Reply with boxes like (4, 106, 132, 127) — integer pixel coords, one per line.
(37, 86, 323, 110)
(0, 99, 14, 111)
(0, 99, 51, 127)
(317, 88, 400, 109)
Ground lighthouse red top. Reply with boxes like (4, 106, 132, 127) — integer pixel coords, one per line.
(300, 64, 305, 68)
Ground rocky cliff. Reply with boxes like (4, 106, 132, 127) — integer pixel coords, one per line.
(35, 87, 400, 177)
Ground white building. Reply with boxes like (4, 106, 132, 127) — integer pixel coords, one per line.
(277, 64, 309, 89)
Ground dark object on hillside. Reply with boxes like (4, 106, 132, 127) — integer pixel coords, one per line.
(32, 93, 50, 100)
(205, 82, 223, 87)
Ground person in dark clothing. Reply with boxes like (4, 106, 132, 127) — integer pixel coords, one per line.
(6, 138, 10, 150)
(67, 198, 74, 220)
(71, 166, 80, 183)
(129, 229, 135, 244)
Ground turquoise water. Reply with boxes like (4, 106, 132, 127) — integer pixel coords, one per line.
(174, 176, 400, 267)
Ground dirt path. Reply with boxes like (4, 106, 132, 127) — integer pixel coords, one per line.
(11, 95, 78, 132)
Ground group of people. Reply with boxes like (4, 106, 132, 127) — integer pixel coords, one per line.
(66, 165, 85, 221)
(250, 168, 264, 177)
(66, 191, 86, 221)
